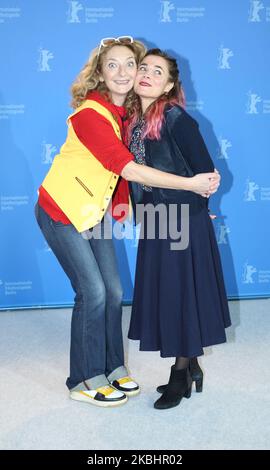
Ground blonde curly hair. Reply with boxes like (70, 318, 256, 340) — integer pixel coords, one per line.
(70, 39, 146, 117)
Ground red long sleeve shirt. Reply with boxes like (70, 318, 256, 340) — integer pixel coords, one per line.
(38, 91, 134, 224)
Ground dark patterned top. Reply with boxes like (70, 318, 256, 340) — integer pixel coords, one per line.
(129, 118, 152, 192)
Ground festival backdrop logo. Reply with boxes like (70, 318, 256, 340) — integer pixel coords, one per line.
(38, 48, 54, 72)
(42, 142, 57, 164)
(218, 45, 234, 70)
(246, 91, 262, 114)
(242, 260, 270, 285)
(0, 280, 4, 299)
(159, 0, 175, 22)
(244, 178, 260, 201)
(244, 178, 270, 201)
(67, 0, 84, 23)
(185, 100, 204, 111)
(0, 105, 25, 119)
(1, 196, 29, 211)
(216, 223, 231, 245)
(248, 0, 264, 21)
(246, 91, 270, 114)
(159, 0, 205, 23)
(66, 0, 114, 23)
(248, 1, 270, 22)
(242, 261, 257, 284)
(0, 280, 33, 296)
(0, 6, 21, 23)
(217, 136, 232, 160)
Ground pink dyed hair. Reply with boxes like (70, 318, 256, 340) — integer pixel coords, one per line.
(126, 49, 185, 143)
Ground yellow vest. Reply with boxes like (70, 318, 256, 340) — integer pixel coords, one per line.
(42, 100, 130, 232)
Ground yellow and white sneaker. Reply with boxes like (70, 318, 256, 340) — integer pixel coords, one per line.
(111, 376, 140, 397)
(70, 385, 128, 407)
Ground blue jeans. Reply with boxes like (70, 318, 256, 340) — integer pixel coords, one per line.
(35, 203, 128, 390)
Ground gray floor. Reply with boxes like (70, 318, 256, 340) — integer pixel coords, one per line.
(0, 299, 269, 450)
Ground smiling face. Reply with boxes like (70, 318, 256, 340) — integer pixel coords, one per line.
(99, 45, 137, 105)
(134, 55, 174, 104)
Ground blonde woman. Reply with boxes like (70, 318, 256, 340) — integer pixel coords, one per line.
(35, 37, 220, 407)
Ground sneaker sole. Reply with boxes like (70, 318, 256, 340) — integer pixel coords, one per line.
(70, 392, 128, 407)
(122, 388, 141, 397)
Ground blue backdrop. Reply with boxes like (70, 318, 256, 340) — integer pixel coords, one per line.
(1, 0, 270, 309)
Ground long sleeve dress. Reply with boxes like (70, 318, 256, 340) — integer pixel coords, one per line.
(128, 107, 231, 358)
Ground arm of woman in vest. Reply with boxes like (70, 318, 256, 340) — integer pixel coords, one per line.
(71, 109, 220, 197)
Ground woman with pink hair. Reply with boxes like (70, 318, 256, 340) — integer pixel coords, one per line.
(127, 49, 231, 410)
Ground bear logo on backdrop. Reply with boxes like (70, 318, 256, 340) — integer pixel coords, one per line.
(67, 1, 84, 23)
(218, 45, 234, 70)
(242, 262, 257, 284)
(246, 91, 262, 114)
(217, 137, 232, 160)
(159, 1, 175, 22)
(66, 0, 114, 24)
(248, 0, 264, 22)
(38, 48, 54, 72)
(42, 142, 57, 165)
(244, 179, 260, 202)
(217, 224, 231, 245)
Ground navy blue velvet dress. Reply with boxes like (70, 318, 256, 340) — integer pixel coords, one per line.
(128, 112, 231, 358)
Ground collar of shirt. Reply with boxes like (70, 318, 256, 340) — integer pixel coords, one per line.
(86, 90, 127, 129)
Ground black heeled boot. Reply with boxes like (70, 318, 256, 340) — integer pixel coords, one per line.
(156, 357, 203, 394)
(189, 357, 203, 392)
(154, 365, 192, 410)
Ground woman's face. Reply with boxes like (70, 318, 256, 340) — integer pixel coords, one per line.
(134, 55, 174, 100)
(99, 45, 137, 104)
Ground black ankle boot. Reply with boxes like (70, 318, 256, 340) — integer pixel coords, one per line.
(154, 365, 192, 410)
(189, 357, 203, 392)
(156, 357, 203, 394)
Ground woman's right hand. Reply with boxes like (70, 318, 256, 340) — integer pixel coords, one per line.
(190, 171, 221, 197)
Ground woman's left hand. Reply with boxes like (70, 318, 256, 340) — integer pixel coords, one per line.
(204, 169, 221, 197)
